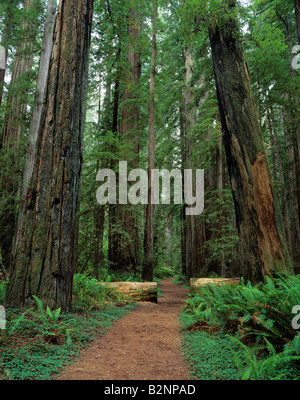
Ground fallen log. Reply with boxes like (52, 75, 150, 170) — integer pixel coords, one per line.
(100, 282, 158, 303)
(190, 278, 240, 293)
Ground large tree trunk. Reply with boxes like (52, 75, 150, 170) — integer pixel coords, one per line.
(14, 0, 57, 254)
(143, 0, 158, 282)
(0, 0, 36, 269)
(20, 0, 57, 198)
(209, 1, 293, 284)
(5, 0, 94, 311)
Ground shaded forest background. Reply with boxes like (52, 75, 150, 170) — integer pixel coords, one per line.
(0, 0, 299, 307)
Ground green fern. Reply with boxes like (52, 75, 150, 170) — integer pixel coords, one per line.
(230, 337, 300, 380)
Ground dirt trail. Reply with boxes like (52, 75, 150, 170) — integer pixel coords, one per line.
(56, 278, 190, 380)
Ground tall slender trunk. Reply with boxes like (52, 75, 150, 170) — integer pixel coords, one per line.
(0, 0, 36, 269)
(281, 12, 300, 270)
(266, 107, 277, 181)
(0, 0, 14, 107)
(281, 103, 300, 272)
(143, 0, 158, 282)
(295, 0, 300, 45)
(180, 103, 187, 277)
(6, 0, 94, 311)
(209, 1, 293, 284)
(183, 46, 200, 279)
(270, 105, 292, 256)
(94, 86, 105, 279)
(117, 8, 141, 270)
(108, 45, 121, 266)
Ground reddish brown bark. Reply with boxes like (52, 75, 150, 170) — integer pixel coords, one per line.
(209, 1, 293, 283)
(6, 0, 94, 311)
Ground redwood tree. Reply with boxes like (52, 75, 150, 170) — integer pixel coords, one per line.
(143, 0, 158, 282)
(5, 0, 94, 311)
(0, 0, 36, 268)
(208, 0, 293, 283)
(115, 7, 142, 270)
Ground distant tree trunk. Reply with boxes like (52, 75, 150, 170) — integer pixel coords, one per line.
(0, 0, 14, 107)
(94, 87, 105, 280)
(5, 0, 94, 311)
(216, 132, 224, 193)
(295, 0, 300, 45)
(143, 0, 158, 282)
(14, 0, 57, 253)
(0, 0, 35, 269)
(279, 6, 300, 269)
(180, 103, 187, 277)
(209, 1, 293, 284)
(281, 103, 300, 272)
(183, 45, 200, 279)
(269, 106, 292, 256)
(117, 8, 141, 270)
(108, 45, 121, 267)
(266, 107, 277, 181)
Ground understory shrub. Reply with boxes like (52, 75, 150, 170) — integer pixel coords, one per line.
(72, 273, 120, 311)
(180, 273, 300, 380)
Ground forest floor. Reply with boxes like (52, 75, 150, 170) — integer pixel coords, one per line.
(55, 278, 191, 380)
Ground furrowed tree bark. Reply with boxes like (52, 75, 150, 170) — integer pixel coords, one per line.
(14, 0, 57, 254)
(209, 1, 293, 284)
(20, 0, 57, 198)
(5, 0, 94, 311)
(143, 0, 158, 282)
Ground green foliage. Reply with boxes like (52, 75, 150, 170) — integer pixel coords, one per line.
(180, 330, 240, 380)
(180, 274, 300, 379)
(231, 337, 300, 380)
(0, 280, 7, 304)
(200, 189, 239, 274)
(0, 303, 137, 380)
(72, 273, 121, 311)
(31, 296, 62, 325)
(182, 274, 300, 344)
